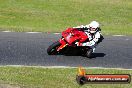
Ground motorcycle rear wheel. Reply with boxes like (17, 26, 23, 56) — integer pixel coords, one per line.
(47, 41, 61, 55)
(85, 49, 93, 58)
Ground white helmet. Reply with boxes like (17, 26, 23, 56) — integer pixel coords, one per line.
(88, 21, 99, 33)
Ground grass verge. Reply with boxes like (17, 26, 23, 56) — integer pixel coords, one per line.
(0, 66, 132, 88)
(0, 0, 132, 35)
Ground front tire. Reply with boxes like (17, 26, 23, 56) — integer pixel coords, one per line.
(47, 41, 61, 55)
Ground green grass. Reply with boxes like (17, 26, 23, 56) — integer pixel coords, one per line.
(0, 66, 132, 88)
(0, 0, 132, 35)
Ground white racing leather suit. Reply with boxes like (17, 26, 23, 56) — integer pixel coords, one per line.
(73, 25, 102, 52)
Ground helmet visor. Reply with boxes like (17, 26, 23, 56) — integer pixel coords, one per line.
(90, 27, 96, 33)
(90, 27, 96, 31)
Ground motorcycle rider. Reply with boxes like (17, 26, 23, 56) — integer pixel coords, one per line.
(73, 21, 104, 53)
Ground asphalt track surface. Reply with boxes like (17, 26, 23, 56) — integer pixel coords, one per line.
(0, 32, 132, 69)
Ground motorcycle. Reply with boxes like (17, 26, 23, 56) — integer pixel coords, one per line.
(47, 28, 93, 58)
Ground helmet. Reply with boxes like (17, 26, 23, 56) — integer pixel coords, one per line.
(88, 21, 99, 33)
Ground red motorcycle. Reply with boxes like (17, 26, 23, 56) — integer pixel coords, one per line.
(47, 28, 93, 58)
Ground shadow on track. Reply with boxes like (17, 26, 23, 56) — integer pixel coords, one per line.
(63, 52, 106, 58)
(90, 53, 106, 58)
(48, 47, 106, 59)
(58, 48, 106, 58)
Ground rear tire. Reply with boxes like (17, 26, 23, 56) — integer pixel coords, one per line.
(47, 41, 61, 55)
(85, 49, 93, 58)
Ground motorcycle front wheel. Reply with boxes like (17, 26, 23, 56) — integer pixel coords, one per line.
(47, 41, 61, 55)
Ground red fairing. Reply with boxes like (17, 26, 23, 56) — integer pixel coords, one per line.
(61, 28, 88, 45)
(59, 38, 66, 45)
(57, 38, 67, 51)
(57, 28, 88, 51)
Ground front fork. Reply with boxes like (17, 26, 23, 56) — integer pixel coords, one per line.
(57, 38, 68, 51)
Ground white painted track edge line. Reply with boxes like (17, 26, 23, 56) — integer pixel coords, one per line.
(112, 35, 125, 36)
(0, 65, 132, 70)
